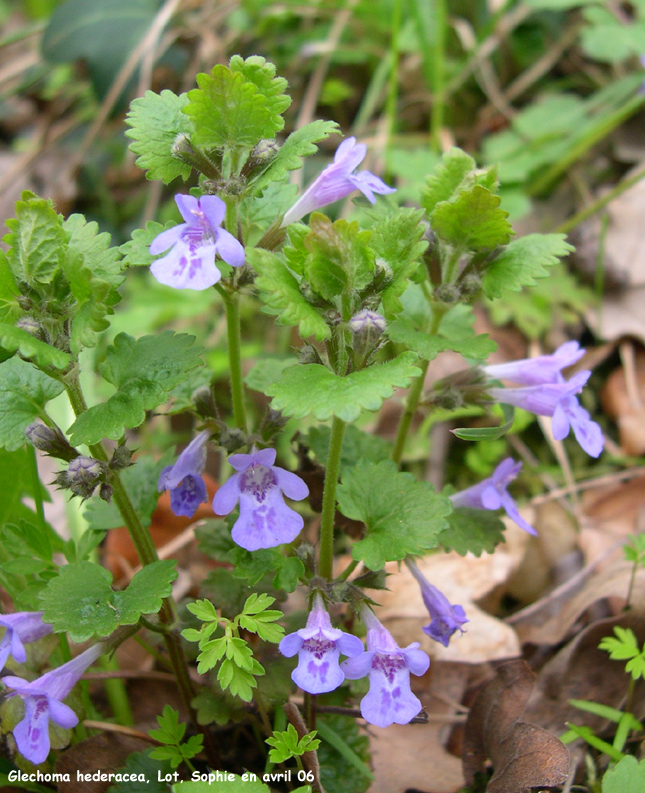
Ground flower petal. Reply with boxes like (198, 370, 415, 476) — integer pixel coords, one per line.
(169, 475, 208, 518)
(199, 195, 226, 230)
(251, 448, 277, 468)
(279, 633, 304, 657)
(10, 631, 26, 664)
(551, 401, 570, 440)
(349, 170, 396, 203)
(150, 242, 222, 290)
(340, 651, 374, 680)
(336, 632, 365, 658)
(403, 647, 430, 676)
(232, 490, 303, 550)
(175, 194, 199, 224)
(481, 485, 502, 511)
(212, 474, 242, 515)
(48, 698, 78, 729)
(334, 137, 365, 169)
(215, 228, 246, 268)
(273, 466, 309, 501)
(13, 696, 51, 765)
(360, 661, 422, 728)
(292, 644, 344, 694)
(149, 224, 185, 255)
(501, 494, 537, 535)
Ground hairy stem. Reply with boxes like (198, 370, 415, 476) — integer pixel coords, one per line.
(63, 373, 218, 764)
(319, 416, 346, 580)
(216, 284, 248, 433)
(391, 360, 430, 466)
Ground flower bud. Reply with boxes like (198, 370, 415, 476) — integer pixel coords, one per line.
(15, 316, 45, 340)
(460, 273, 482, 298)
(434, 284, 460, 304)
(68, 456, 103, 481)
(99, 482, 113, 503)
(171, 133, 196, 164)
(250, 139, 280, 165)
(192, 385, 218, 419)
(25, 421, 79, 462)
(349, 309, 386, 360)
(109, 444, 133, 470)
(299, 345, 324, 366)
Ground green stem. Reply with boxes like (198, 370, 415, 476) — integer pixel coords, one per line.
(63, 374, 218, 765)
(216, 285, 248, 433)
(100, 653, 134, 726)
(555, 163, 645, 235)
(391, 359, 430, 466)
(385, 0, 402, 148)
(337, 559, 359, 581)
(27, 445, 46, 532)
(319, 417, 346, 580)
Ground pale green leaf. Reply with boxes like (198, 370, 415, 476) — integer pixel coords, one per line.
(0, 322, 72, 370)
(229, 55, 291, 133)
(432, 185, 513, 251)
(420, 147, 476, 216)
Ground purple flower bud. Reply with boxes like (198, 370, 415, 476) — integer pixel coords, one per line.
(450, 457, 536, 535)
(341, 608, 429, 728)
(405, 560, 468, 647)
(349, 309, 386, 359)
(25, 422, 78, 462)
(0, 612, 53, 670)
(67, 456, 103, 481)
(483, 341, 585, 386)
(150, 195, 245, 290)
(488, 371, 604, 458)
(281, 137, 396, 226)
(158, 430, 210, 518)
(212, 447, 309, 551)
(279, 593, 363, 694)
(2, 643, 104, 764)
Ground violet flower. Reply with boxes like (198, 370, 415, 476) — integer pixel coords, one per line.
(281, 137, 395, 226)
(2, 643, 104, 764)
(483, 341, 585, 386)
(450, 457, 536, 535)
(405, 560, 468, 647)
(341, 607, 429, 728)
(158, 430, 209, 518)
(279, 593, 363, 694)
(488, 371, 604, 458)
(149, 195, 245, 290)
(212, 448, 309, 551)
(0, 612, 53, 671)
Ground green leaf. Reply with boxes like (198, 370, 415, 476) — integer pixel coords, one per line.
(432, 185, 513, 251)
(602, 755, 645, 793)
(119, 221, 177, 268)
(84, 454, 171, 530)
(126, 90, 193, 183)
(229, 55, 291, 133)
(266, 725, 320, 763)
(244, 356, 298, 394)
(317, 715, 371, 793)
(315, 720, 373, 782)
(304, 214, 374, 300)
(420, 147, 476, 216)
(388, 316, 495, 361)
(452, 404, 515, 441)
(0, 449, 51, 531)
(481, 233, 574, 299)
(0, 252, 22, 324)
(437, 508, 506, 556)
(267, 353, 421, 422)
(67, 331, 202, 445)
(0, 322, 72, 370)
(184, 65, 274, 150)
(3, 191, 67, 286)
(253, 120, 340, 192)
(337, 460, 451, 569)
(248, 248, 331, 341)
(227, 546, 303, 593)
(63, 214, 123, 289)
(38, 559, 177, 642)
(0, 357, 64, 451)
(370, 208, 428, 316)
(149, 705, 185, 745)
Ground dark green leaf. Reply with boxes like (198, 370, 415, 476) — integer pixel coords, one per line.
(0, 322, 72, 370)
(229, 55, 291, 133)
(432, 185, 513, 251)
(438, 508, 506, 556)
(420, 147, 476, 216)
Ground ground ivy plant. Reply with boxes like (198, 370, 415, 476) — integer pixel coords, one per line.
(0, 55, 600, 789)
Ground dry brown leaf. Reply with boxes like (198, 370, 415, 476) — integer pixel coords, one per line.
(54, 733, 149, 793)
(372, 529, 528, 663)
(508, 560, 645, 645)
(462, 660, 570, 793)
(525, 613, 645, 733)
(601, 349, 645, 455)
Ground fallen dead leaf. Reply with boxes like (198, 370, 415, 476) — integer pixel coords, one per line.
(54, 733, 149, 793)
(462, 659, 570, 793)
(601, 345, 645, 455)
(372, 526, 529, 663)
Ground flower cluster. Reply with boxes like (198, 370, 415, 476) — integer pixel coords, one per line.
(484, 342, 604, 458)
(2, 643, 104, 764)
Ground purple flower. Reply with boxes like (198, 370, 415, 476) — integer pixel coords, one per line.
(279, 593, 364, 694)
(488, 371, 604, 458)
(2, 643, 104, 764)
(341, 608, 429, 728)
(158, 430, 209, 518)
(150, 195, 245, 290)
(0, 612, 53, 671)
(450, 457, 536, 535)
(483, 341, 585, 386)
(212, 448, 309, 551)
(281, 137, 396, 226)
(405, 560, 468, 647)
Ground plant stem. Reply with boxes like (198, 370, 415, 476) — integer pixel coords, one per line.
(216, 284, 248, 433)
(391, 359, 430, 466)
(27, 445, 46, 532)
(337, 559, 359, 581)
(319, 416, 346, 580)
(430, 0, 447, 153)
(63, 373, 219, 765)
(100, 654, 134, 726)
